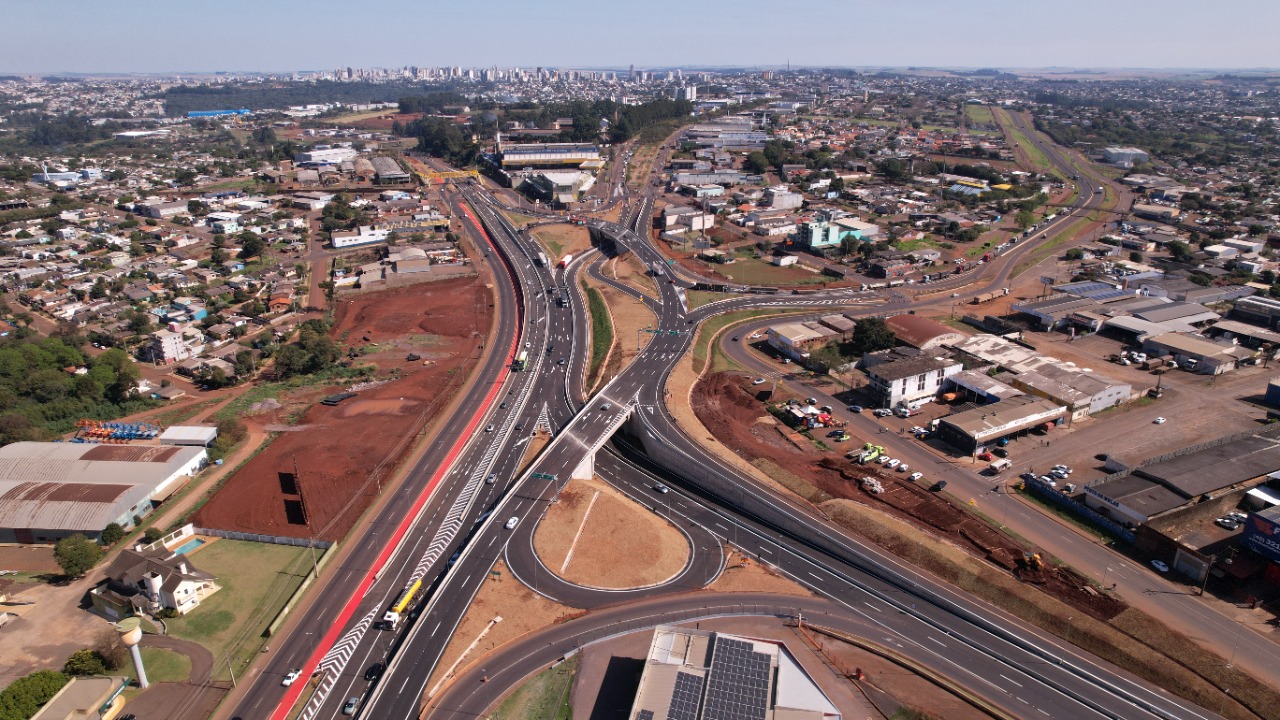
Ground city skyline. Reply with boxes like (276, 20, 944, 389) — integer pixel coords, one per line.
(3, 0, 1279, 75)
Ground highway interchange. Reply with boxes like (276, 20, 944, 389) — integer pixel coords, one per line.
(227, 119, 1233, 720)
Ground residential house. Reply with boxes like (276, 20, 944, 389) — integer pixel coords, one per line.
(91, 546, 218, 619)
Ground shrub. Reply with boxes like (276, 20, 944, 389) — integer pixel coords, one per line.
(53, 534, 103, 578)
(0, 670, 69, 720)
(100, 523, 124, 546)
(63, 649, 108, 676)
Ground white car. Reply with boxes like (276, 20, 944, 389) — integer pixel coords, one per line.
(749, 333, 762, 340)
(1153, 417, 1167, 424)
(504, 516, 519, 530)
(752, 378, 766, 385)
(897, 464, 909, 473)
(282, 669, 301, 686)
(909, 472, 923, 481)
(885, 458, 901, 469)
(878, 455, 893, 465)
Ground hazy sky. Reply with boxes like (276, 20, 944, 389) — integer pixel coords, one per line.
(3, 0, 1278, 74)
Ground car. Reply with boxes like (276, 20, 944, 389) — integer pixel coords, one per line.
(897, 464, 909, 473)
(485, 424, 494, 433)
(731, 336, 739, 342)
(909, 472, 923, 481)
(1153, 417, 1167, 424)
(847, 405, 863, 413)
(342, 696, 361, 715)
(1228, 511, 1248, 521)
(1150, 560, 1169, 573)
(1215, 517, 1241, 530)
(877, 455, 893, 465)
(499, 402, 508, 409)
(524, 342, 531, 348)
(1052, 465, 1072, 474)
(827, 429, 844, 438)
(282, 669, 301, 686)
(909, 426, 924, 435)
(753, 378, 766, 385)
(1020, 472, 1037, 481)
(992, 448, 1008, 458)
(873, 408, 893, 417)
(977, 452, 993, 461)
(557, 358, 566, 365)
(364, 662, 385, 681)
(885, 459, 901, 469)
(504, 516, 519, 529)
(485, 474, 496, 485)
(749, 333, 762, 340)
(930, 480, 948, 492)
(601, 403, 612, 411)
(1039, 475, 1057, 487)
(782, 358, 791, 364)
(654, 484, 669, 494)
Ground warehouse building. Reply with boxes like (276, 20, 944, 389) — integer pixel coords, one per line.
(944, 369, 1023, 403)
(884, 314, 967, 351)
(0, 443, 207, 543)
(1103, 147, 1150, 167)
(498, 142, 601, 170)
(767, 322, 837, 361)
(157, 425, 218, 447)
(1233, 296, 1280, 329)
(369, 156, 410, 184)
(628, 625, 841, 720)
(935, 395, 1067, 455)
(1140, 332, 1251, 375)
(996, 365, 1131, 420)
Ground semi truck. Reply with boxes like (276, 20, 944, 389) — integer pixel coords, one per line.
(558, 254, 573, 268)
(382, 578, 422, 631)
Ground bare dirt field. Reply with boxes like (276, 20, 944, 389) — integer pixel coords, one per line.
(533, 478, 689, 589)
(192, 276, 493, 541)
(344, 112, 423, 131)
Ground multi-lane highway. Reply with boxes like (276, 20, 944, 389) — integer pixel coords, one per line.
(232, 114, 1231, 720)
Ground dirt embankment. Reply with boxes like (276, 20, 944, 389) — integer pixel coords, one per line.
(192, 277, 493, 541)
(691, 371, 1125, 622)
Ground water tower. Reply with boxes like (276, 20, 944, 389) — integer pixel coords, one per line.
(115, 617, 148, 689)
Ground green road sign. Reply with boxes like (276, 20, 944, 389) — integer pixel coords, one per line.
(531, 472, 557, 480)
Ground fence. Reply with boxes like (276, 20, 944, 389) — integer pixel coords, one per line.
(1023, 479, 1135, 544)
(194, 527, 332, 549)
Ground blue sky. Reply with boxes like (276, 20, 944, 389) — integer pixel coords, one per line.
(3, 0, 1278, 74)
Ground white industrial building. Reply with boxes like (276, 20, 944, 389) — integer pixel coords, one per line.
(1103, 147, 1150, 167)
(0, 443, 208, 543)
(864, 355, 962, 409)
(294, 146, 359, 165)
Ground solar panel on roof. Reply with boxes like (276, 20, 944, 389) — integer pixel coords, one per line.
(638, 711, 655, 720)
(666, 672, 704, 720)
(702, 639, 771, 720)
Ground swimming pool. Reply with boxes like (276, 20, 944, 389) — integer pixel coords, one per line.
(172, 538, 205, 555)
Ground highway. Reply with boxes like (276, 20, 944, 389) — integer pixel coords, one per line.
(236, 113, 1229, 720)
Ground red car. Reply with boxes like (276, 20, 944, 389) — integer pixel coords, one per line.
(978, 452, 993, 461)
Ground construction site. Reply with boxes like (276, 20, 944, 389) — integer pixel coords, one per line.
(191, 276, 493, 542)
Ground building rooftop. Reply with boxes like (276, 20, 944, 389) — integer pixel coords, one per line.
(1136, 426, 1280, 498)
(939, 395, 1066, 441)
(1088, 474, 1188, 519)
(0, 442, 206, 533)
(866, 355, 957, 382)
(883, 314, 966, 349)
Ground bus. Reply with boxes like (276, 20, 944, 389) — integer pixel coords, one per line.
(382, 578, 422, 630)
(513, 351, 528, 371)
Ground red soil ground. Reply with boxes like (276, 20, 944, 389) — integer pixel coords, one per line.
(191, 276, 492, 541)
(691, 371, 1125, 621)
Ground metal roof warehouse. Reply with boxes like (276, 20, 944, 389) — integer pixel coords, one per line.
(0, 442, 207, 543)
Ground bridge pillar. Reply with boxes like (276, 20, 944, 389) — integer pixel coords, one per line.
(571, 453, 595, 481)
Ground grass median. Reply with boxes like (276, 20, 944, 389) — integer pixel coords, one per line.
(582, 282, 613, 387)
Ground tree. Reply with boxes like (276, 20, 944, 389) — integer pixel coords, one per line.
(53, 534, 103, 577)
(851, 318, 897, 354)
(0, 671, 69, 720)
(1015, 209, 1035, 230)
(238, 234, 266, 259)
(1065, 248, 1085, 261)
(744, 151, 770, 175)
(100, 522, 124, 546)
(63, 649, 108, 676)
(1167, 240, 1193, 262)
(1129, 251, 1144, 263)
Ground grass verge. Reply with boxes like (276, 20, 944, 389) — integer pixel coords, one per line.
(582, 283, 613, 387)
(126, 647, 191, 683)
(994, 108, 1052, 174)
(147, 398, 224, 428)
(493, 653, 578, 719)
(691, 309, 792, 373)
(167, 540, 312, 681)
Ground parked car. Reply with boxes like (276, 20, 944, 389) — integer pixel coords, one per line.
(848, 405, 863, 413)
(753, 378, 766, 385)
(885, 459, 901, 469)
(1215, 517, 1242, 530)
(1153, 417, 1167, 424)
(1039, 475, 1057, 488)
(909, 472, 923, 481)
(930, 480, 948, 492)
(1150, 560, 1169, 573)
(878, 455, 893, 465)
(897, 464, 909, 473)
